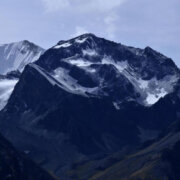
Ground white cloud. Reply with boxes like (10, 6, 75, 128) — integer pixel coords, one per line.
(41, 0, 70, 12)
(72, 26, 88, 37)
(104, 13, 118, 39)
(95, 0, 127, 12)
(40, 0, 128, 40)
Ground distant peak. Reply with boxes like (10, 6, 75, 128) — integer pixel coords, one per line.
(21, 40, 36, 46)
(22, 40, 31, 43)
(16, 40, 31, 46)
(19, 40, 45, 51)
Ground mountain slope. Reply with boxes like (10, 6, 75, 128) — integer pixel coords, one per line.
(0, 133, 57, 180)
(68, 80, 180, 180)
(0, 34, 180, 179)
(70, 132, 180, 180)
(0, 40, 45, 75)
(83, 125, 180, 180)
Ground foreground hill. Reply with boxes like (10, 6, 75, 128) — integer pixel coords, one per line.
(0, 133, 57, 180)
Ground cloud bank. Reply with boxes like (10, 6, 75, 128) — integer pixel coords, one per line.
(41, 0, 127, 13)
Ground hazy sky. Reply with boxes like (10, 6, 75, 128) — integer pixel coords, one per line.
(0, 0, 180, 66)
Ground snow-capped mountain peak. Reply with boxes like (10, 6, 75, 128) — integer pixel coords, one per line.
(37, 34, 180, 106)
(0, 40, 45, 75)
(54, 33, 98, 49)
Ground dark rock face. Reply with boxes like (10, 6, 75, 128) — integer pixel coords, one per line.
(6, 70, 21, 79)
(162, 140, 180, 180)
(0, 133, 56, 180)
(0, 34, 180, 179)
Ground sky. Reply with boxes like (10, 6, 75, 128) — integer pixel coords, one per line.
(0, 0, 180, 66)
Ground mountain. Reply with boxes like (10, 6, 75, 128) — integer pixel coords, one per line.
(0, 132, 57, 180)
(0, 34, 180, 179)
(0, 40, 45, 75)
(0, 40, 44, 110)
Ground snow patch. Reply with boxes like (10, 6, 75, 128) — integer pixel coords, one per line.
(136, 75, 179, 106)
(146, 88, 167, 105)
(68, 59, 93, 67)
(113, 102, 120, 110)
(102, 57, 128, 72)
(75, 38, 87, 44)
(137, 79, 149, 89)
(52, 67, 99, 96)
(82, 49, 98, 56)
(54, 42, 72, 49)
